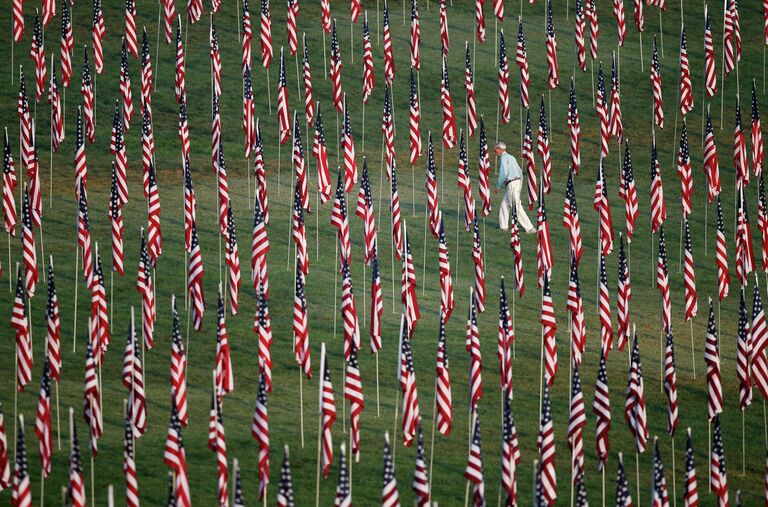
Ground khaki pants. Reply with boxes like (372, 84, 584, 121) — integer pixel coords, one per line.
(498, 179, 534, 231)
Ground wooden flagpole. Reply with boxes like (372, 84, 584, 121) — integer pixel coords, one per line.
(428, 378, 437, 496)
(333, 236, 339, 338)
(719, 0, 727, 128)
(73, 245, 79, 352)
(315, 343, 327, 507)
(266, 67, 272, 115)
(671, 436, 677, 507)
(376, 351, 380, 417)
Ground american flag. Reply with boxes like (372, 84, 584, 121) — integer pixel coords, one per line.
(362, 12, 375, 104)
(568, 79, 581, 174)
(91, 0, 105, 74)
(472, 215, 486, 313)
(624, 330, 648, 453)
(83, 341, 102, 455)
(399, 318, 421, 446)
(303, 36, 314, 126)
(634, 0, 644, 32)
(137, 230, 155, 350)
(458, 133, 475, 229)
(187, 0, 202, 24)
(170, 298, 189, 426)
(341, 260, 362, 360)
(277, 48, 290, 144)
(710, 416, 730, 507)
(425, 134, 441, 238)
(351, 0, 361, 23)
(207, 392, 228, 506)
(382, 87, 395, 179)
(704, 10, 717, 97)
(598, 252, 613, 354)
(724, 0, 739, 76)
(260, 0, 273, 68)
(466, 295, 483, 409)
(319, 346, 336, 478)
(441, 54, 457, 149)
(587, 0, 598, 60)
(243, 66, 256, 157)
(412, 424, 429, 506)
(292, 182, 309, 275)
(546, 0, 558, 89)
(12, 0, 24, 46)
(704, 109, 721, 202)
(614, 0, 627, 45)
(163, 402, 191, 507)
(541, 274, 558, 385)
(678, 122, 693, 216)
(333, 442, 352, 507)
(293, 263, 311, 378)
(498, 30, 510, 124)
(410, 0, 420, 70)
(567, 254, 586, 365)
(68, 415, 86, 507)
(537, 97, 552, 194)
(209, 22, 222, 98)
(510, 208, 525, 297)
(226, 208, 241, 315)
(256, 287, 273, 392)
(46, 262, 61, 382)
(163, 0, 175, 43)
(538, 383, 557, 506)
(478, 118, 491, 217)
(682, 218, 698, 320)
(253, 374, 270, 500)
(182, 157, 197, 252)
(18, 67, 32, 167)
(575, 0, 586, 72)
(27, 125, 41, 229)
(651, 36, 664, 128)
(501, 396, 521, 506)
(402, 222, 421, 333)
(111, 103, 129, 207)
(21, 188, 37, 298)
(12, 416, 31, 507)
(330, 21, 343, 113)
(439, 0, 449, 53)
(609, 53, 623, 143)
(705, 299, 723, 420)
(760, 177, 768, 273)
(356, 159, 378, 265)
(596, 63, 609, 157)
(320, 0, 331, 32)
(516, 20, 530, 108)
(370, 253, 384, 353)
(30, 14, 46, 102)
(435, 310, 452, 435)
(276, 446, 295, 507)
(188, 222, 205, 331)
(42, 0, 55, 27)
(178, 97, 190, 164)
(215, 288, 234, 397)
(342, 96, 358, 192)
(60, 1, 74, 87)
(254, 121, 269, 223)
(381, 434, 399, 507)
(498, 278, 514, 395)
(475, 0, 486, 43)
(652, 439, 671, 507)
(409, 68, 422, 164)
(754, 82, 764, 177)
(292, 113, 309, 211)
(332, 170, 352, 267)
(568, 362, 586, 484)
(313, 106, 331, 203)
(345, 345, 364, 461)
(119, 43, 133, 130)
(657, 227, 671, 334)
(736, 186, 755, 285)
(34, 360, 52, 477)
(523, 111, 537, 208)
(465, 410, 485, 506)
(125, 319, 147, 438)
(125, 0, 138, 59)
(683, 429, 699, 507)
(537, 196, 553, 287)
(3, 130, 17, 237)
(241, 0, 252, 72)
(663, 330, 678, 436)
(232, 462, 243, 506)
(593, 349, 611, 471)
(124, 402, 139, 507)
(91, 252, 110, 362)
(615, 453, 632, 507)
(679, 26, 693, 116)
(737, 288, 752, 411)
(563, 170, 583, 264)
(465, 43, 478, 138)
(286, 0, 298, 56)
(140, 29, 153, 111)
(736, 96, 750, 188)
(391, 160, 403, 260)
(383, 2, 395, 85)
(146, 164, 163, 264)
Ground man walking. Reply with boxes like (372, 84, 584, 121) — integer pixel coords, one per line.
(494, 142, 535, 232)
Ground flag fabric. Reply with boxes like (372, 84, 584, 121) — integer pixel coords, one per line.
(402, 222, 421, 334)
(30, 14, 47, 103)
(465, 410, 486, 506)
(313, 106, 332, 204)
(410, 69, 422, 164)
(90, 252, 109, 362)
(596, 63, 609, 157)
(651, 36, 664, 128)
(567, 254, 586, 365)
(342, 96, 358, 192)
(137, 230, 155, 350)
(162, 0, 175, 44)
(320, 349, 337, 478)
(140, 29, 153, 113)
(683, 430, 699, 507)
(277, 48, 290, 144)
(598, 252, 613, 354)
(736, 186, 755, 285)
(251, 374, 269, 499)
(330, 21, 343, 113)
(705, 299, 723, 420)
(704, 109, 721, 202)
(498, 278, 514, 396)
(412, 424, 429, 506)
(501, 396, 521, 506)
(21, 188, 38, 298)
(215, 289, 234, 397)
(293, 182, 308, 275)
(472, 215, 485, 313)
(209, 22, 222, 98)
(634, 0, 644, 32)
(207, 393, 229, 507)
(435, 310, 452, 436)
(538, 97, 552, 194)
(188, 223, 205, 331)
(302, 36, 314, 126)
(538, 383, 557, 506)
(754, 82, 764, 178)
(710, 416, 730, 507)
(678, 122, 693, 216)
(391, 160, 403, 260)
(657, 226, 672, 333)
(187, 0, 202, 24)
(541, 274, 558, 385)
(124, 402, 139, 507)
(320, 0, 331, 32)
(46, 262, 61, 382)
(425, 133, 442, 239)
(735, 96, 749, 188)
(648, 139, 667, 235)
(760, 176, 768, 272)
(546, 0, 558, 89)
(381, 434, 399, 507)
(614, 0, 627, 45)
(738, 288, 753, 411)
(682, 218, 698, 320)
(498, 30, 510, 124)
(91, 0, 105, 75)
(587, 0, 599, 60)
(332, 170, 352, 268)
(119, 43, 133, 131)
(276, 446, 295, 507)
(458, 132, 475, 231)
(575, 0, 586, 72)
(478, 118, 491, 217)
(568, 78, 581, 174)
(475, 0, 486, 43)
(465, 43, 478, 138)
(609, 52, 623, 143)
(382, 87, 395, 179)
(362, 12, 375, 104)
(705, 10, 717, 97)
(663, 329, 678, 436)
(410, 0, 420, 70)
(293, 262, 311, 379)
(256, 287, 273, 392)
(341, 261, 361, 360)
(12, 416, 31, 507)
(466, 296, 483, 410)
(170, 298, 189, 427)
(752, 276, 768, 400)
(440, 0, 449, 53)
(516, 20, 530, 108)
(383, 2, 395, 85)
(441, 55, 457, 149)
(182, 157, 197, 252)
(260, 0, 273, 68)
(146, 164, 163, 264)
(345, 345, 364, 460)
(163, 403, 191, 507)
(564, 170, 583, 264)
(679, 26, 693, 115)
(537, 196, 554, 287)
(111, 102, 129, 207)
(625, 331, 648, 453)
(240, 0, 253, 73)
(510, 208, 525, 297)
(356, 159, 378, 265)
(615, 453, 632, 507)
(593, 349, 611, 471)
(399, 318, 421, 446)
(2, 130, 17, 236)
(370, 253, 384, 353)
(125, 317, 147, 437)
(225, 205, 241, 316)
(523, 110, 537, 209)
(651, 439, 671, 507)
(19, 67, 33, 171)
(34, 360, 52, 477)
(68, 416, 86, 507)
(724, 0, 739, 76)
(60, 1, 74, 88)
(42, 0, 55, 27)
(77, 181, 94, 289)
(568, 362, 586, 484)
(243, 66, 255, 157)
(83, 341, 102, 455)
(292, 114, 309, 211)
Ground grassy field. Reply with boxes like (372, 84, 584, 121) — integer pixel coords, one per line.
(1, 0, 767, 505)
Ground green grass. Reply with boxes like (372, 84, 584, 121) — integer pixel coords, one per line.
(1, 0, 767, 505)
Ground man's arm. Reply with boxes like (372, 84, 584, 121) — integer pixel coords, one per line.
(496, 154, 509, 189)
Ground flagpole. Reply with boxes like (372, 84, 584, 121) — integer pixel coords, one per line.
(421, 205, 428, 296)
(719, 0, 726, 128)
(266, 67, 273, 114)
(73, 246, 79, 352)
(277, 132, 282, 195)
(671, 436, 677, 507)
(334, 235, 339, 338)
(428, 377, 437, 496)
(708, 419, 711, 490)
(689, 318, 696, 378)
(315, 342, 326, 507)
(49, 57, 54, 209)
(155, 3, 162, 88)
(659, 9, 665, 58)
(635, 449, 640, 507)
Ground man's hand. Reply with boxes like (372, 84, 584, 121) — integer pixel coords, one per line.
(494, 188, 499, 194)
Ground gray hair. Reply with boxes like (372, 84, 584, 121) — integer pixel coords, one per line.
(495, 142, 506, 151)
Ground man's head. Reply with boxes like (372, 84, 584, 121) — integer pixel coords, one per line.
(494, 142, 506, 157)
